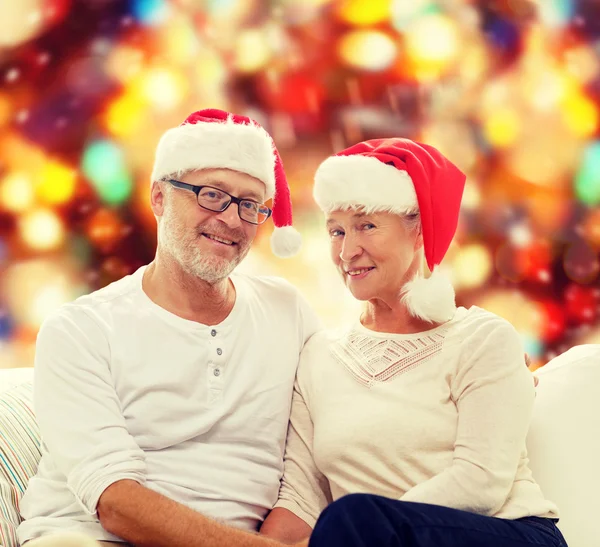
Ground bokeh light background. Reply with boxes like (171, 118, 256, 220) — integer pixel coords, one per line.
(0, 0, 599, 370)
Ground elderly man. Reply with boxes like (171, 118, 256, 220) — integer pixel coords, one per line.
(18, 109, 321, 547)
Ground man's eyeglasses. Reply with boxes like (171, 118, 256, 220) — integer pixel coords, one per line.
(167, 179, 272, 225)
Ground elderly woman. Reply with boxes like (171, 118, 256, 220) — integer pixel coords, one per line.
(260, 139, 567, 547)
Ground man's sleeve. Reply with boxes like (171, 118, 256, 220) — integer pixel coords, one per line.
(34, 307, 146, 515)
(296, 291, 324, 349)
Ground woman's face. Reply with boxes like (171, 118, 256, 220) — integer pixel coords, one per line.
(327, 209, 423, 302)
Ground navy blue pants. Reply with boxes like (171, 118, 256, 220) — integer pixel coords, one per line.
(309, 494, 568, 547)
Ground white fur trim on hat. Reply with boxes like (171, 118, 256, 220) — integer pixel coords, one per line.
(270, 225, 302, 258)
(152, 118, 276, 198)
(401, 268, 456, 323)
(313, 155, 418, 214)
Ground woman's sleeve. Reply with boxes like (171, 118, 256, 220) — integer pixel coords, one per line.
(401, 315, 534, 516)
(273, 345, 332, 528)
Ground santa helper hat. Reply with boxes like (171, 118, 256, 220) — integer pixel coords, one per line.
(151, 108, 301, 258)
(314, 138, 466, 323)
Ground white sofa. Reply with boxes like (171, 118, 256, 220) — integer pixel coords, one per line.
(526, 345, 600, 547)
(1, 345, 599, 547)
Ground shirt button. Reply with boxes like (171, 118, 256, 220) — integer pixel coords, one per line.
(211, 329, 217, 337)
(217, 348, 223, 356)
(213, 368, 221, 377)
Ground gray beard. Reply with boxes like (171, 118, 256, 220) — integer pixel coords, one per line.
(161, 229, 248, 285)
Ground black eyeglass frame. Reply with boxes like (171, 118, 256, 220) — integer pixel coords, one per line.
(166, 179, 272, 225)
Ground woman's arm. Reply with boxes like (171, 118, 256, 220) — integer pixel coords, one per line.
(260, 508, 312, 544)
(401, 317, 535, 515)
(260, 345, 332, 543)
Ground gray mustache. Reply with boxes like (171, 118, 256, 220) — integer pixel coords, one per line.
(197, 226, 246, 243)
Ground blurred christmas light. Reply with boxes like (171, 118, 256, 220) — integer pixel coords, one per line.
(563, 241, 599, 284)
(2, 258, 85, 329)
(538, 0, 574, 28)
(516, 240, 553, 282)
(538, 300, 566, 343)
(86, 208, 124, 249)
(338, 30, 397, 72)
(19, 209, 65, 251)
(259, 72, 325, 115)
(483, 107, 521, 148)
(420, 122, 479, 172)
(68, 235, 93, 268)
(562, 90, 598, 137)
(496, 243, 523, 283)
(235, 28, 272, 73)
(577, 325, 600, 345)
(202, 0, 248, 16)
(101, 256, 132, 281)
(458, 42, 488, 84)
(478, 290, 542, 339)
(0, 0, 598, 360)
(82, 140, 133, 205)
(479, 79, 510, 118)
(391, 0, 436, 31)
(506, 125, 579, 186)
(526, 68, 568, 111)
(104, 89, 146, 137)
(37, 160, 77, 205)
(575, 140, 600, 205)
(451, 243, 492, 290)
(527, 189, 571, 234)
(131, 0, 169, 25)
(280, 0, 329, 25)
(0, 308, 13, 340)
(521, 334, 543, 360)
(0, 0, 46, 48)
(404, 14, 460, 79)
(337, 0, 391, 27)
(461, 182, 481, 210)
(45, 0, 72, 27)
(158, 14, 199, 64)
(0, 239, 8, 266)
(105, 46, 145, 84)
(509, 223, 533, 248)
(194, 49, 226, 86)
(0, 93, 12, 127)
(565, 283, 598, 324)
(141, 66, 188, 111)
(583, 208, 600, 248)
(0, 172, 35, 213)
(564, 45, 600, 85)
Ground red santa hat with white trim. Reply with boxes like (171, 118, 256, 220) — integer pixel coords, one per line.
(313, 138, 466, 323)
(151, 108, 301, 258)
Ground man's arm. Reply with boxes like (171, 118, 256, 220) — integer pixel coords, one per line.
(36, 309, 286, 547)
(97, 480, 284, 547)
(33, 308, 147, 516)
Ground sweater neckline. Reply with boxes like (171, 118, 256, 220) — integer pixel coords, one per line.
(353, 306, 468, 340)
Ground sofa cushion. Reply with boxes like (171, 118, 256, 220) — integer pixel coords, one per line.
(528, 344, 600, 547)
(0, 378, 41, 547)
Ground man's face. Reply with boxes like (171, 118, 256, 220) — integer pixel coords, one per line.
(153, 168, 266, 284)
